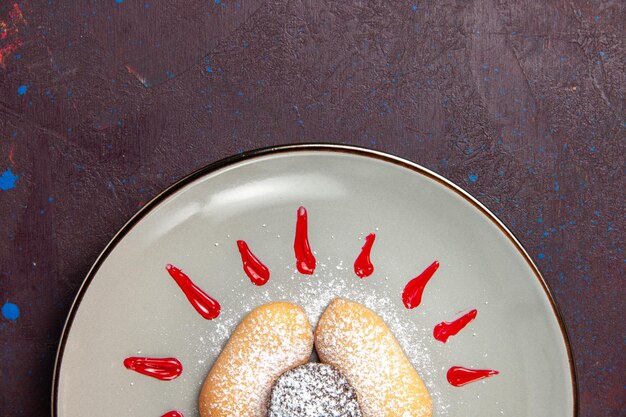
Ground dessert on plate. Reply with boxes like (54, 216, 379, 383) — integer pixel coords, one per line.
(199, 298, 432, 417)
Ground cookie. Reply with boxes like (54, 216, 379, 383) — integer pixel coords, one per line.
(267, 363, 362, 417)
(315, 298, 432, 417)
(199, 302, 314, 417)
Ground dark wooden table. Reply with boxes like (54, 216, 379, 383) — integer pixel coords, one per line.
(1, 1, 623, 415)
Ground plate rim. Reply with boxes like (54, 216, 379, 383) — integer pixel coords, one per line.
(51, 143, 578, 417)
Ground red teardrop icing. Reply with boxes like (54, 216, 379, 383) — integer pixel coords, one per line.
(433, 309, 478, 343)
(294, 206, 316, 274)
(354, 233, 376, 278)
(165, 264, 220, 320)
(402, 261, 440, 309)
(123, 357, 182, 381)
(447, 366, 499, 387)
(237, 240, 270, 286)
(161, 411, 184, 417)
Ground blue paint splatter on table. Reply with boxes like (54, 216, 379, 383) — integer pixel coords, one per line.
(2, 302, 20, 321)
(468, 173, 478, 182)
(17, 85, 28, 96)
(0, 168, 19, 190)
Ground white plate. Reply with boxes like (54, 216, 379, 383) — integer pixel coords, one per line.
(53, 144, 576, 417)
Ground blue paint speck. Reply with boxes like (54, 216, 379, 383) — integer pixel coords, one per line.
(115, 0, 124, 3)
(2, 302, 20, 321)
(379, 100, 392, 115)
(206, 67, 213, 73)
(14, 53, 22, 60)
(554, 181, 560, 192)
(594, 15, 600, 22)
(537, 217, 543, 223)
(468, 174, 478, 182)
(215, 0, 220, 3)
(412, 5, 417, 11)
(537, 253, 545, 260)
(598, 51, 606, 58)
(48, 196, 55, 203)
(0, 168, 19, 191)
(17, 85, 28, 96)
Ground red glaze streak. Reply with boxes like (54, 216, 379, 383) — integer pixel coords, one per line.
(354, 233, 376, 278)
(161, 412, 184, 417)
(433, 309, 478, 343)
(294, 206, 316, 275)
(165, 264, 220, 320)
(0, 4, 25, 65)
(237, 240, 270, 286)
(0, 39, 21, 65)
(447, 366, 499, 387)
(123, 357, 182, 381)
(402, 261, 440, 309)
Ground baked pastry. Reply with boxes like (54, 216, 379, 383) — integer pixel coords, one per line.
(315, 298, 432, 417)
(267, 363, 362, 417)
(199, 302, 313, 417)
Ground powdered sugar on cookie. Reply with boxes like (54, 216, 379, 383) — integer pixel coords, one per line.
(315, 298, 432, 417)
(268, 363, 362, 417)
(198, 302, 313, 417)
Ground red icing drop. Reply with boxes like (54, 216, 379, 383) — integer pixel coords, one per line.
(161, 411, 184, 417)
(165, 264, 220, 320)
(294, 206, 316, 275)
(123, 357, 182, 381)
(354, 233, 376, 278)
(237, 240, 270, 286)
(447, 366, 499, 387)
(402, 261, 440, 309)
(433, 309, 478, 343)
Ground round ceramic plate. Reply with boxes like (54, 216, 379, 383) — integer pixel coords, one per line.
(53, 144, 576, 417)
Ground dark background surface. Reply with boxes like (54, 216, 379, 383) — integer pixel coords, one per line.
(0, 0, 624, 416)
